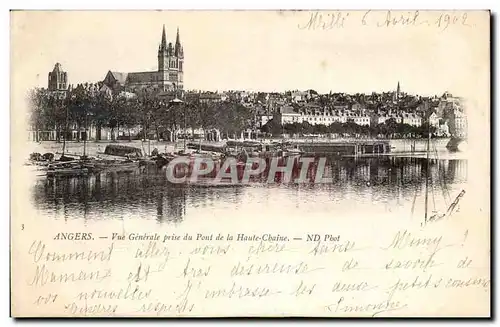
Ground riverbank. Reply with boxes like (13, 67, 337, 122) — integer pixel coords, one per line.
(274, 138, 451, 153)
(24, 137, 452, 158)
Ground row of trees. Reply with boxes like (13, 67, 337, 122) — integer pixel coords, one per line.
(28, 84, 254, 142)
(261, 119, 438, 139)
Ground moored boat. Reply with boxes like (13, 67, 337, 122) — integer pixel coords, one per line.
(83, 159, 140, 173)
(103, 144, 143, 158)
(46, 161, 89, 177)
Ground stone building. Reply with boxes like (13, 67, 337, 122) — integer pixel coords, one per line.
(48, 63, 68, 91)
(103, 25, 184, 93)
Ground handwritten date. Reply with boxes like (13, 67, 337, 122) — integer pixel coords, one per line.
(362, 10, 472, 31)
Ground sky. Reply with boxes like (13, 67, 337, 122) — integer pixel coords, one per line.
(11, 10, 489, 96)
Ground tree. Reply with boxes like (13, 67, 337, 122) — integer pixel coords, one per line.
(384, 118, 399, 138)
(328, 121, 343, 135)
(138, 89, 160, 140)
(198, 102, 217, 139)
(374, 122, 387, 138)
(94, 92, 113, 141)
(27, 88, 47, 142)
(167, 101, 185, 141)
(284, 122, 300, 135)
(397, 123, 414, 137)
(297, 121, 311, 134)
(313, 124, 329, 134)
(67, 85, 86, 142)
(344, 120, 360, 136)
(45, 92, 68, 142)
(214, 101, 252, 138)
(121, 97, 141, 141)
(185, 101, 201, 139)
(261, 118, 282, 136)
(417, 122, 437, 138)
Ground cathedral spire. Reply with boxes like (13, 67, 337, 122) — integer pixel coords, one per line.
(175, 27, 181, 55)
(161, 24, 167, 50)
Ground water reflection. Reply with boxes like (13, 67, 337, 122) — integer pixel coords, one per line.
(31, 156, 468, 223)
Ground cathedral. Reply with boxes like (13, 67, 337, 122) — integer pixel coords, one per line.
(103, 25, 184, 93)
(48, 63, 68, 91)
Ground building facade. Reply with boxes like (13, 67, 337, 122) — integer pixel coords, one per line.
(103, 25, 184, 93)
(48, 63, 68, 91)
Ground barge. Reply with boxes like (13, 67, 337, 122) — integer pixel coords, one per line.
(295, 141, 391, 156)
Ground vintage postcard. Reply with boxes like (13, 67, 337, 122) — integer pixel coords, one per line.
(10, 10, 490, 317)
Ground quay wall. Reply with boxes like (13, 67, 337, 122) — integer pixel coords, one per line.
(25, 138, 452, 159)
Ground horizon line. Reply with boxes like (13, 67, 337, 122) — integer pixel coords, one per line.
(33, 81, 455, 97)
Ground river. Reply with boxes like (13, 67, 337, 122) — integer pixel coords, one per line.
(28, 142, 468, 225)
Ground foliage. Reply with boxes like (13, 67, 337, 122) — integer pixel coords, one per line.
(261, 118, 437, 138)
(27, 86, 254, 141)
(28, 84, 440, 141)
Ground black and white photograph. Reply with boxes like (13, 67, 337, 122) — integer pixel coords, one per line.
(10, 10, 490, 318)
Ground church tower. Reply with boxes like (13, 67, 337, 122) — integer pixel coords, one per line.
(175, 27, 184, 91)
(157, 25, 184, 91)
(393, 81, 401, 102)
(157, 25, 168, 71)
(48, 63, 68, 91)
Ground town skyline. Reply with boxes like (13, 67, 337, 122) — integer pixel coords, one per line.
(11, 11, 489, 97)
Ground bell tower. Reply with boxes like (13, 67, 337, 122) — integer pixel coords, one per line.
(157, 24, 184, 91)
(48, 63, 68, 91)
(174, 27, 184, 90)
(158, 25, 168, 71)
(157, 25, 169, 90)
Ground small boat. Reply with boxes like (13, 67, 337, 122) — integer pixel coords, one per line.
(83, 159, 140, 173)
(24, 160, 51, 168)
(103, 144, 143, 158)
(189, 150, 224, 161)
(46, 162, 89, 177)
(187, 142, 226, 153)
(282, 145, 304, 157)
(47, 168, 89, 177)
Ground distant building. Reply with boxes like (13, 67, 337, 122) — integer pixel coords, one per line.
(351, 103, 363, 111)
(99, 84, 113, 99)
(274, 105, 301, 124)
(402, 113, 422, 127)
(438, 92, 467, 137)
(437, 92, 462, 116)
(447, 109, 468, 137)
(103, 25, 184, 93)
(333, 104, 349, 111)
(437, 121, 450, 137)
(373, 113, 403, 125)
(199, 93, 223, 104)
(48, 63, 68, 91)
(429, 112, 440, 128)
(291, 91, 307, 103)
(183, 92, 223, 104)
(392, 81, 401, 102)
(350, 115, 371, 126)
(259, 114, 273, 127)
(118, 91, 137, 100)
(274, 105, 374, 127)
